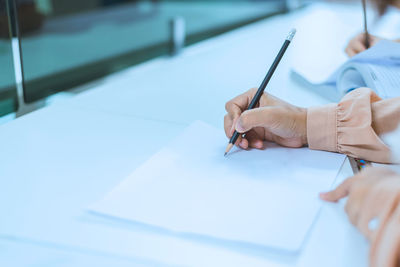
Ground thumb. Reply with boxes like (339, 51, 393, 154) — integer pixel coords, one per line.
(235, 107, 278, 133)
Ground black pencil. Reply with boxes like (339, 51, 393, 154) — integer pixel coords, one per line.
(224, 28, 296, 156)
(362, 0, 370, 48)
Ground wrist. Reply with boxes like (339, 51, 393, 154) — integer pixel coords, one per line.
(307, 103, 338, 152)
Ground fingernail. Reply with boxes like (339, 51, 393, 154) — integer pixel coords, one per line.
(255, 140, 263, 149)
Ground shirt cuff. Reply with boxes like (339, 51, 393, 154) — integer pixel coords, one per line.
(307, 103, 338, 152)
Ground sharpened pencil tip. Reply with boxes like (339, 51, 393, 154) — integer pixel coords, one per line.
(224, 143, 234, 157)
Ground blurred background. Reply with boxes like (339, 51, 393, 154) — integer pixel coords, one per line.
(0, 0, 296, 119)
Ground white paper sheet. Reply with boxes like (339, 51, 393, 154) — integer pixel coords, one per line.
(291, 6, 359, 85)
(90, 121, 345, 252)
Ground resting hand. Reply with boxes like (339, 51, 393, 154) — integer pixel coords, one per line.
(345, 33, 382, 57)
(224, 88, 307, 150)
(320, 167, 400, 240)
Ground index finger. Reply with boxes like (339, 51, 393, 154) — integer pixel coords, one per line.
(224, 114, 244, 147)
(320, 177, 356, 202)
(225, 94, 250, 120)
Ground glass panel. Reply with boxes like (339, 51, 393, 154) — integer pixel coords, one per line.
(0, 0, 17, 116)
(17, 0, 285, 103)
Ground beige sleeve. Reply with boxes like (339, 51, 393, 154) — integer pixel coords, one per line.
(307, 88, 400, 163)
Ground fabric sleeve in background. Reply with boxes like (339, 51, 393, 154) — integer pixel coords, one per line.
(307, 88, 400, 163)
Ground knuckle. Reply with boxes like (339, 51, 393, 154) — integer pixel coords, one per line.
(329, 190, 339, 201)
(225, 101, 231, 111)
(260, 92, 270, 104)
(224, 115, 229, 125)
(328, 192, 337, 201)
(224, 115, 231, 126)
(248, 88, 258, 97)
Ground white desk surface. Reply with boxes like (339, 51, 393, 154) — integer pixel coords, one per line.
(0, 3, 372, 266)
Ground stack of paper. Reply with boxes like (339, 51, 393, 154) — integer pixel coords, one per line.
(291, 5, 400, 101)
(90, 121, 345, 252)
(293, 40, 400, 100)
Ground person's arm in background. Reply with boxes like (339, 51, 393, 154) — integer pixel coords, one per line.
(345, 33, 384, 57)
(345, 34, 400, 57)
(321, 167, 400, 267)
(224, 88, 400, 163)
(345, 0, 400, 57)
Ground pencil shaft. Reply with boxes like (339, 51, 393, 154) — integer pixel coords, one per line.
(362, 0, 370, 48)
(228, 37, 292, 146)
(248, 40, 290, 110)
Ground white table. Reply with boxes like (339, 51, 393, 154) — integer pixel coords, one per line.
(0, 3, 375, 266)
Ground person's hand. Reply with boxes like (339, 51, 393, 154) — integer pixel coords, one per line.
(345, 33, 382, 57)
(320, 167, 400, 240)
(224, 88, 307, 150)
